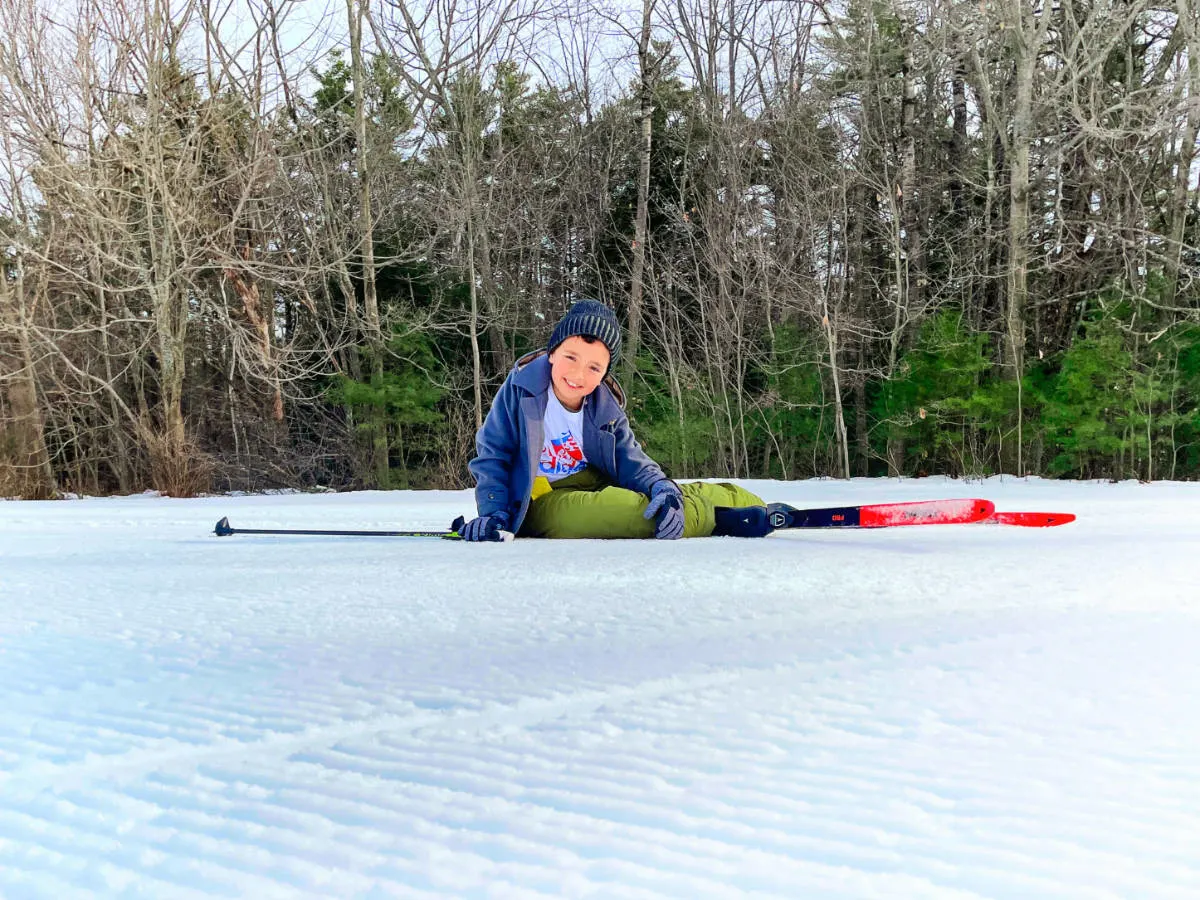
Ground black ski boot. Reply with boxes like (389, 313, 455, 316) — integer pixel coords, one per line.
(712, 503, 797, 537)
(765, 503, 797, 529)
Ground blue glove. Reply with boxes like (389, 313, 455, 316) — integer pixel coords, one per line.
(457, 511, 509, 542)
(643, 480, 685, 540)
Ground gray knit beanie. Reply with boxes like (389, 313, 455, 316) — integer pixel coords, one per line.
(547, 300, 622, 367)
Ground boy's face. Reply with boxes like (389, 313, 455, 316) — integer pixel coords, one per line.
(548, 335, 610, 411)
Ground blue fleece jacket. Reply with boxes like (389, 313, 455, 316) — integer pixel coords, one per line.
(469, 351, 668, 533)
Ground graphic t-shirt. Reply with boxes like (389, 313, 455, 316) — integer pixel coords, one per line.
(539, 391, 588, 482)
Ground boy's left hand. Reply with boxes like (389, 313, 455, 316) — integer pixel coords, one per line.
(644, 480, 685, 540)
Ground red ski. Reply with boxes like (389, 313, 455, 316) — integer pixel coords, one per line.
(771, 498, 995, 529)
(985, 511, 1076, 527)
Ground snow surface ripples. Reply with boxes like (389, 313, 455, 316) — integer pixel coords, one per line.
(1, 479, 1198, 898)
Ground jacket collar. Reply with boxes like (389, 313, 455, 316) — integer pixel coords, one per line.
(512, 349, 626, 415)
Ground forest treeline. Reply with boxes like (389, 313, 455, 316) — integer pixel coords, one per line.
(2, 0, 1199, 499)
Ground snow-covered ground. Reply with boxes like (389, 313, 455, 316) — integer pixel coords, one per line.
(1, 477, 1198, 899)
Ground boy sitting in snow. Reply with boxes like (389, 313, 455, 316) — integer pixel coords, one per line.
(458, 299, 791, 541)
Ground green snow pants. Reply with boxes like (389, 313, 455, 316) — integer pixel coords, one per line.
(518, 469, 765, 539)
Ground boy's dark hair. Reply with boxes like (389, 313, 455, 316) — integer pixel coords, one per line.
(547, 299, 622, 367)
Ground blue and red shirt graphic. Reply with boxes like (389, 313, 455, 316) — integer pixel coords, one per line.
(539, 431, 587, 477)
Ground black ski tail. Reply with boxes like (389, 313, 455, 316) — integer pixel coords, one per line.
(768, 503, 861, 528)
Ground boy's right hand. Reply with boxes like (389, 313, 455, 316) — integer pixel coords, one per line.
(458, 512, 510, 542)
(644, 480, 685, 539)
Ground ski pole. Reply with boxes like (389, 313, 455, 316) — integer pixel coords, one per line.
(212, 517, 513, 542)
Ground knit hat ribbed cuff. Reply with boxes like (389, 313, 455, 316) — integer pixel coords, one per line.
(547, 300, 622, 366)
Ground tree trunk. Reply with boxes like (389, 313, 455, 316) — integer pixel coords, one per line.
(824, 316, 851, 479)
(898, 15, 924, 320)
(0, 255, 56, 498)
(950, 53, 968, 225)
(349, 0, 390, 487)
(625, 0, 655, 379)
(855, 346, 869, 476)
(1003, 0, 1051, 474)
(467, 224, 484, 430)
(1165, 0, 1200, 308)
(225, 250, 284, 425)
